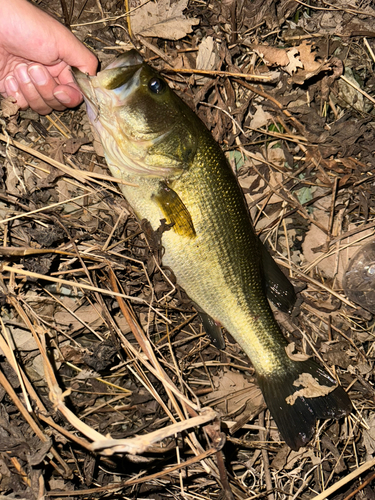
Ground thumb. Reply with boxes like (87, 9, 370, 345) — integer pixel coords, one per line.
(56, 28, 98, 76)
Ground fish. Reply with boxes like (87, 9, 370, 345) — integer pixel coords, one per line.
(73, 50, 352, 450)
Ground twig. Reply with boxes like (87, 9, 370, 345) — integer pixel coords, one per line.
(91, 408, 217, 454)
(233, 79, 332, 184)
(168, 67, 279, 82)
(276, 260, 358, 308)
(311, 457, 375, 500)
(124, 0, 132, 37)
(0, 192, 91, 225)
(342, 470, 375, 500)
(46, 115, 71, 138)
(326, 177, 339, 251)
(1, 264, 146, 302)
(340, 74, 375, 106)
(259, 412, 275, 500)
(0, 132, 138, 188)
(59, 0, 71, 27)
(364, 38, 375, 64)
(47, 447, 219, 496)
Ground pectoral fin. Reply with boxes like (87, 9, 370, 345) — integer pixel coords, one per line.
(153, 183, 196, 239)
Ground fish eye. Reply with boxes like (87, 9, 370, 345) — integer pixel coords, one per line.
(148, 77, 165, 94)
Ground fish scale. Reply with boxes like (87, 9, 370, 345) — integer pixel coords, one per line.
(117, 130, 286, 375)
(73, 50, 352, 450)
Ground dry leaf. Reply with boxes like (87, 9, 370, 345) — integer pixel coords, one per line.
(271, 446, 320, 470)
(362, 414, 375, 459)
(335, 68, 365, 113)
(1, 96, 19, 118)
(55, 303, 105, 331)
(253, 45, 302, 75)
(130, 0, 199, 40)
(285, 47, 304, 75)
(302, 211, 374, 287)
(248, 104, 273, 130)
(267, 145, 287, 168)
(297, 41, 320, 72)
(286, 373, 336, 405)
(290, 41, 330, 85)
(0, 327, 37, 353)
(323, 343, 352, 369)
(55, 302, 131, 334)
(62, 137, 91, 155)
(195, 36, 220, 85)
(202, 369, 263, 417)
(253, 41, 330, 83)
(5, 159, 22, 195)
(252, 44, 289, 67)
(285, 342, 310, 362)
(285, 448, 321, 470)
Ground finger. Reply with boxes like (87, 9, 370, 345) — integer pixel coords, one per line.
(56, 64, 79, 87)
(4, 75, 29, 110)
(56, 33, 98, 75)
(28, 64, 67, 111)
(75, 50, 98, 76)
(14, 63, 56, 114)
(53, 84, 83, 108)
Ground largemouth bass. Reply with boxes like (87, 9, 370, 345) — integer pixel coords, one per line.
(73, 51, 352, 450)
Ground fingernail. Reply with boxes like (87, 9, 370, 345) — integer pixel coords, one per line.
(54, 90, 71, 104)
(5, 76, 19, 93)
(28, 65, 48, 86)
(15, 63, 31, 84)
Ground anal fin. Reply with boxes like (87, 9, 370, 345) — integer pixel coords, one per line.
(198, 311, 225, 350)
(194, 303, 225, 349)
(259, 239, 296, 313)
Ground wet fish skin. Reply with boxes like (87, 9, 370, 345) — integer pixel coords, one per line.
(73, 51, 352, 450)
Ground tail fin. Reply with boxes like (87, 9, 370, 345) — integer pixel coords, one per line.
(257, 359, 352, 450)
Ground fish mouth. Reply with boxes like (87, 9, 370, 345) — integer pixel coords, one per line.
(73, 50, 182, 178)
(72, 67, 92, 100)
(72, 50, 144, 133)
(104, 49, 143, 70)
(72, 49, 144, 101)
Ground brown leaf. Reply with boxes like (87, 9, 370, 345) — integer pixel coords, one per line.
(62, 137, 91, 155)
(252, 44, 290, 67)
(201, 369, 264, 418)
(302, 211, 374, 287)
(253, 41, 331, 83)
(289, 41, 331, 84)
(130, 0, 199, 40)
(0, 96, 19, 118)
(285, 342, 310, 362)
(286, 373, 336, 405)
(298, 41, 321, 73)
(195, 36, 220, 85)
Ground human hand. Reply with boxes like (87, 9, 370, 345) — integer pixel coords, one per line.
(0, 0, 97, 115)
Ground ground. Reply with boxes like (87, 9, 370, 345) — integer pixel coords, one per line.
(0, 0, 374, 499)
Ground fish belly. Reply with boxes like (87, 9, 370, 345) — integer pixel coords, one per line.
(115, 164, 288, 377)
